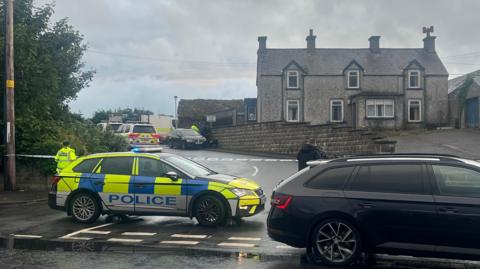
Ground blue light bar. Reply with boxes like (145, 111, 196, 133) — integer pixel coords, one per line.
(130, 147, 163, 153)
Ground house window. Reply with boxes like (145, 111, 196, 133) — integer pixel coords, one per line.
(287, 71, 299, 89)
(247, 107, 256, 121)
(366, 99, 394, 118)
(408, 70, 420, 88)
(286, 100, 299, 122)
(348, 71, 359, 88)
(330, 100, 344, 122)
(408, 100, 421, 122)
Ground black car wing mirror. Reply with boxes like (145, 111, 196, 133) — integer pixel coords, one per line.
(166, 171, 178, 181)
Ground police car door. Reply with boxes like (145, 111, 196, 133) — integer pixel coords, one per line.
(96, 156, 135, 211)
(134, 157, 186, 214)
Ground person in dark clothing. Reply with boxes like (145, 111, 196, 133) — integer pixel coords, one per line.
(296, 139, 326, 171)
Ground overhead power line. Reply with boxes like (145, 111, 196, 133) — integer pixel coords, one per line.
(444, 62, 480, 66)
(443, 51, 480, 58)
(87, 49, 256, 66)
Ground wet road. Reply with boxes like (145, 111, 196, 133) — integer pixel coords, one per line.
(2, 149, 480, 268)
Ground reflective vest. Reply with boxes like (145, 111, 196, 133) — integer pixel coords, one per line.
(191, 125, 200, 133)
(55, 147, 77, 171)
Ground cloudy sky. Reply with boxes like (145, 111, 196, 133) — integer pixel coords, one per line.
(35, 0, 480, 117)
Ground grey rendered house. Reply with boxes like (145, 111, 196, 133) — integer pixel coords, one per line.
(448, 70, 480, 128)
(256, 29, 449, 129)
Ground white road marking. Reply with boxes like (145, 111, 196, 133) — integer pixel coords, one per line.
(62, 236, 92, 241)
(218, 242, 256, 248)
(11, 234, 43, 239)
(228, 237, 261, 241)
(161, 240, 199, 245)
(443, 144, 460, 150)
(252, 166, 259, 177)
(121, 232, 157, 236)
(276, 245, 297, 249)
(59, 223, 114, 240)
(180, 157, 298, 162)
(170, 234, 208, 239)
(108, 238, 143, 243)
(81, 230, 111, 235)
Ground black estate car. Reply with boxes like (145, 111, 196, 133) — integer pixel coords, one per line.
(267, 154, 480, 266)
(168, 129, 206, 149)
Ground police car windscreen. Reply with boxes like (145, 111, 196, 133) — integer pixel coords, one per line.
(133, 125, 156, 133)
(180, 129, 199, 136)
(164, 156, 214, 177)
(109, 123, 122, 131)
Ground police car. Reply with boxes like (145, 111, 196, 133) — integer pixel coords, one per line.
(48, 151, 266, 226)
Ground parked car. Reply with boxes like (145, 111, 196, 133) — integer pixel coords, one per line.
(267, 154, 480, 266)
(168, 129, 206, 149)
(49, 151, 266, 226)
(117, 123, 161, 148)
(96, 122, 123, 133)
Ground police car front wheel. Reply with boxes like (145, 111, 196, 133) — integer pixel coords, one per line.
(70, 193, 101, 224)
(194, 195, 227, 226)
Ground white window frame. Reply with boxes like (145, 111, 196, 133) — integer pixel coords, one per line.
(408, 70, 421, 88)
(286, 100, 300, 122)
(366, 99, 395, 118)
(347, 70, 360, 89)
(247, 107, 256, 121)
(287, 71, 299, 89)
(330, 99, 344, 122)
(408, 99, 422, 122)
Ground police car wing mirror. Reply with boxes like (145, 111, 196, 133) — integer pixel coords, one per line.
(166, 171, 178, 181)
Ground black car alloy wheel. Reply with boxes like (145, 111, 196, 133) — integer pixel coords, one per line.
(194, 195, 226, 226)
(311, 218, 362, 266)
(70, 193, 100, 224)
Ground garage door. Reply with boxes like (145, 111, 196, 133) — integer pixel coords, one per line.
(466, 97, 479, 128)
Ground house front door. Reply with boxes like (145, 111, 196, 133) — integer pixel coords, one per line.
(466, 97, 479, 128)
(351, 102, 357, 129)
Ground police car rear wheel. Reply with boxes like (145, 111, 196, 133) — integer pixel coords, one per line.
(194, 195, 226, 226)
(70, 193, 100, 224)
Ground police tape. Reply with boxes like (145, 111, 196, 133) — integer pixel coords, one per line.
(4, 154, 54, 159)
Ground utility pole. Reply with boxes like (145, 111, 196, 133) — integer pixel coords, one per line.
(4, 0, 15, 191)
(174, 96, 178, 129)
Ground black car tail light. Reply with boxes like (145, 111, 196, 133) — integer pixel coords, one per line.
(271, 194, 292, 210)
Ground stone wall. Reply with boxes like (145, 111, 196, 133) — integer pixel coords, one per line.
(212, 121, 396, 157)
(0, 160, 52, 191)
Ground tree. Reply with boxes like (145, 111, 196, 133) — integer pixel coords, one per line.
(0, 0, 127, 173)
(91, 108, 154, 124)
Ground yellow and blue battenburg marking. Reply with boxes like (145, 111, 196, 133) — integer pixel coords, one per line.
(53, 153, 264, 218)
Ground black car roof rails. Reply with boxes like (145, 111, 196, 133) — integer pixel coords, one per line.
(347, 153, 461, 158)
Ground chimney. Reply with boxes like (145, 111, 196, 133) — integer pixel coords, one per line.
(423, 36, 436, 53)
(306, 29, 316, 49)
(368, 36, 381, 53)
(422, 26, 436, 53)
(258, 36, 267, 50)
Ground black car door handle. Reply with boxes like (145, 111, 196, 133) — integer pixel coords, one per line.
(439, 207, 458, 214)
(94, 181, 104, 186)
(358, 202, 376, 209)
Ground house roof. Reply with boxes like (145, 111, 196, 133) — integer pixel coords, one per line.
(177, 99, 244, 120)
(258, 48, 448, 77)
(448, 69, 480, 94)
